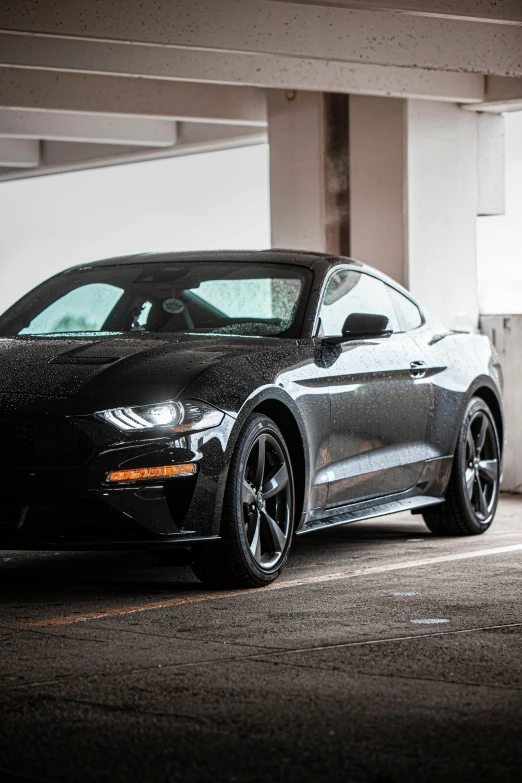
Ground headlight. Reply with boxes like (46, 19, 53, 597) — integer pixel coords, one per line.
(96, 400, 224, 432)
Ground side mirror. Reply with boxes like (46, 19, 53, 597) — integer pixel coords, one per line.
(342, 312, 391, 337)
(320, 312, 392, 344)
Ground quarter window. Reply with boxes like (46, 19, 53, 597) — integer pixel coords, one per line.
(388, 288, 423, 332)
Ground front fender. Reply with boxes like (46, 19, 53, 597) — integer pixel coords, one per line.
(208, 385, 313, 534)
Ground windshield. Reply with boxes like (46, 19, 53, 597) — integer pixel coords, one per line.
(0, 262, 312, 339)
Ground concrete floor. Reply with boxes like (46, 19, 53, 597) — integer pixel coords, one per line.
(0, 497, 521, 783)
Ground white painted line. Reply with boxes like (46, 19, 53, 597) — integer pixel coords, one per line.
(272, 544, 522, 592)
(390, 592, 420, 596)
(24, 542, 522, 627)
(410, 618, 449, 624)
(271, 543, 522, 591)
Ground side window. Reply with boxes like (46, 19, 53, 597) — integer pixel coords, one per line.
(319, 270, 400, 336)
(388, 288, 423, 332)
(19, 283, 124, 335)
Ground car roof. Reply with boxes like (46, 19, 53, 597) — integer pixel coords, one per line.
(67, 249, 423, 309)
(79, 249, 363, 270)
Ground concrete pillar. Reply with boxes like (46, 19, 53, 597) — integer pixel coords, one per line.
(268, 91, 504, 331)
(350, 97, 482, 330)
(406, 100, 480, 330)
(349, 96, 407, 288)
(268, 90, 349, 255)
(477, 113, 505, 217)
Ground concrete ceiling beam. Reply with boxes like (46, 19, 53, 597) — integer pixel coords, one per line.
(0, 108, 177, 147)
(0, 0, 521, 77)
(0, 124, 266, 183)
(0, 68, 268, 127)
(0, 32, 484, 103)
(461, 76, 522, 113)
(272, 0, 522, 25)
(0, 138, 40, 167)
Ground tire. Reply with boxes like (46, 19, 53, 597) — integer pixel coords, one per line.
(192, 414, 295, 588)
(423, 397, 500, 536)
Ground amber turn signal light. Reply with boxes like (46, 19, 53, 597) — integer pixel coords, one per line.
(107, 464, 197, 483)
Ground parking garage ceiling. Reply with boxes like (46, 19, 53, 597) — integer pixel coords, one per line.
(0, 0, 521, 181)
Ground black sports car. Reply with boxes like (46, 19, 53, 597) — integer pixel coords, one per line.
(0, 250, 503, 587)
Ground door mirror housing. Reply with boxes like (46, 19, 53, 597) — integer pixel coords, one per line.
(321, 312, 392, 344)
(342, 312, 391, 337)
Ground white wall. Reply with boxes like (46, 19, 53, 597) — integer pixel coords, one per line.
(0, 144, 270, 314)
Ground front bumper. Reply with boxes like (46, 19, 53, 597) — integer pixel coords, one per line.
(0, 401, 235, 549)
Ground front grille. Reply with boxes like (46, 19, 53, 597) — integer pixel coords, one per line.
(0, 414, 94, 468)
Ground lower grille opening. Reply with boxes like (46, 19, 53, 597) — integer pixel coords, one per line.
(0, 499, 156, 543)
(0, 414, 95, 468)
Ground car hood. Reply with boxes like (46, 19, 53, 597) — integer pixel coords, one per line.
(0, 334, 294, 411)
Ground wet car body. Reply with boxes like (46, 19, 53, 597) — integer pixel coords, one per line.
(0, 250, 503, 550)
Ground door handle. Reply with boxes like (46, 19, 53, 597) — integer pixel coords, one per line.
(410, 360, 427, 378)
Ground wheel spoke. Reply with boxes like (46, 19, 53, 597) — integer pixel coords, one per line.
(242, 479, 255, 505)
(475, 415, 488, 456)
(262, 464, 288, 499)
(476, 476, 489, 518)
(261, 509, 287, 552)
(466, 429, 475, 460)
(465, 467, 475, 499)
(252, 435, 266, 489)
(249, 512, 262, 561)
(478, 459, 498, 484)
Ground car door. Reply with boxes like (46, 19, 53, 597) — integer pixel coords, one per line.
(317, 268, 434, 508)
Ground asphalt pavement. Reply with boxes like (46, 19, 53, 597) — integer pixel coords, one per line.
(0, 496, 521, 783)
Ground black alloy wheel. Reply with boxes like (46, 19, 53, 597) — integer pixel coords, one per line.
(423, 397, 500, 536)
(192, 414, 295, 588)
(242, 431, 292, 569)
(464, 408, 500, 522)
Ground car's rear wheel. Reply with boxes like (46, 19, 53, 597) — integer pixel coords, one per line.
(192, 414, 295, 588)
(423, 397, 500, 536)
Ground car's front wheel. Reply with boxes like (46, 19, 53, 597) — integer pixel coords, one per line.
(423, 397, 501, 536)
(192, 414, 295, 588)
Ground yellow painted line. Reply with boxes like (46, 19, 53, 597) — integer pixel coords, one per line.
(24, 543, 522, 628)
(25, 590, 257, 628)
